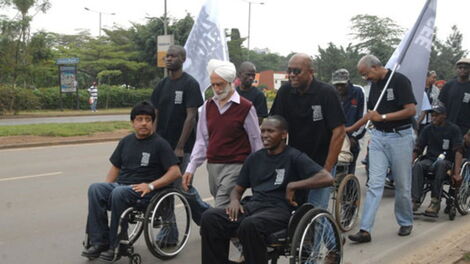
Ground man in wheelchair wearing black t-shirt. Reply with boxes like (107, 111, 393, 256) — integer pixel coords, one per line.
(200, 115, 334, 264)
(411, 106, 462, 217)
(81, 101, 181, 261)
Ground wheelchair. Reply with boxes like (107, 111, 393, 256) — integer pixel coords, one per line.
(332, 136, 361, 232)
(456, 161, 470, 216)
(83, 187, 192, 264)
(413, 157, 461, 220)
(231, 198, 343, 264)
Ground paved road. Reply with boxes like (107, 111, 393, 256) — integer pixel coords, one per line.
(0, 141, 468, 264)
(0, 115, 128, 126)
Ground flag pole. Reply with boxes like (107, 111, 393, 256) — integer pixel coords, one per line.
(366, 0, 432, 129)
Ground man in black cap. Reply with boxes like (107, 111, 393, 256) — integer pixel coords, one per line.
(331, 68, 365, 174)
(438, 58, 470, 135)
(411, 105, 462, 217)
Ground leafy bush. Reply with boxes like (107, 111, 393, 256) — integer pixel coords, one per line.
(0, 85, 153, 114)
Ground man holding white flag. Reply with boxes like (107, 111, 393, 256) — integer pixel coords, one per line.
(347, 0, 437, 243)
(183, 0, 229, 95)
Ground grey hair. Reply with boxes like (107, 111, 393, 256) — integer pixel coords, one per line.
(358, 55, 382, 68)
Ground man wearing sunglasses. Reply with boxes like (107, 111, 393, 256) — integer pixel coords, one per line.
(438, 58, 470, 135)
(347, 54, 416, 243)
(270, 53, 346, 209)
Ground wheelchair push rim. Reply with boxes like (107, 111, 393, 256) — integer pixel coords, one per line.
(457, 162, 470, 215)
(144, 189, 192, 259)
(335, 174, 361, 232)
(291, 208, 342, 264)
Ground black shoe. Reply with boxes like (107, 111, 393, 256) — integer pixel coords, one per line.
(99, 248, 121, 262)
(81, 244, 108, 259)
(348, 230, 371, 243)
(398, 225, 413, 236)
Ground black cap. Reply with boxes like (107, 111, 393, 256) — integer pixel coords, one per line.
(430, 105, 447, 114)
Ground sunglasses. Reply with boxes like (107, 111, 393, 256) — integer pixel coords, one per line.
(287, 68, 302, 75)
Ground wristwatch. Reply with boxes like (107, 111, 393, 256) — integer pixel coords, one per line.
(381, 114, 387, 121)
(148, 183, 155, 191)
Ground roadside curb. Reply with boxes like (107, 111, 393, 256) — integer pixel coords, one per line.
(0, 137, 122, 150)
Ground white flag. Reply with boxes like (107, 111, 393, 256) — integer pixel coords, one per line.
(385, 0, 437, 114)
(183, 0, 229, 95)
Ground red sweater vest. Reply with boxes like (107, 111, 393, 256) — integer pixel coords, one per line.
(206, 97, 252, 163)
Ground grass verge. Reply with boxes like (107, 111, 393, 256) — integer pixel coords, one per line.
(0, 121, 131, 137)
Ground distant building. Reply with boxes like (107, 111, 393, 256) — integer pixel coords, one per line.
(253, 70, 288, 90)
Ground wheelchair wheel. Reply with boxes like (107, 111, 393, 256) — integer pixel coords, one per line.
(334, 174, 361, 232)
(144, 188, 192, 260)
(129, 253, 142, 264)
(290, 208, 342, 264)
(457, 162, 470, 215)
(119, 207, 145, 245)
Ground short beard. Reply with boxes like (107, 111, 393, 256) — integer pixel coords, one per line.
(213, 84, 232, 100)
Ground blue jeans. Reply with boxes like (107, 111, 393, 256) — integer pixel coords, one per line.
(86, 182, 154, 248)
(90, 98, 97, 112)
(360, 128, 414, 232)
(308, 166, 336, 209)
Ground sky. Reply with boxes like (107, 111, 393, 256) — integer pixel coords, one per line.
(1, 0, 469, 57)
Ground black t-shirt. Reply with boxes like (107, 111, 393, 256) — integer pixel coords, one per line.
(110, 133, 179, 185)
(270, 79, 346, 166)
(439, 79, 470, 134)
(151, 72, 203, 153)
(367, 70, 416, 130)
(237, 146, 323, 210)
(417, 122, 462, 162)
(236, 86, 268, 118)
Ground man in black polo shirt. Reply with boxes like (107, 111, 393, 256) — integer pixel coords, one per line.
(270, 53, 346, 209)
(411, 106, 462, 216)
(200, 115, 333, 264)
(151, 45, 204, 171)
(348, 55, 417, 243)
(236, 61, 268, 124)
(81, 102, 180, 261)
(438, 58, 470, 135)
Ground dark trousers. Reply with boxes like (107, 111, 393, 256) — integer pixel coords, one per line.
(348, 141, 360, 175)
(86, 183, 154, 248)
(412, 159, 452, 202)
(200, 204, 291, 264)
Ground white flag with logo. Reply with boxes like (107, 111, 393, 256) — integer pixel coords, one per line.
(385, 0, 437, 114)
(183, 0, 229, 95)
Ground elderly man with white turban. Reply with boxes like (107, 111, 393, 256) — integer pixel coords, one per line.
(182, 59, 262, 207)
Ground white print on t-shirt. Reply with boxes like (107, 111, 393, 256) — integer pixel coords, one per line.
(442, 139, 450, 150)
(175, 91, 183, 104)
(386, 88, 395, 101)
(463, 93, 470, 103)
(274, 169, 285, 185)
(312, 105, 323, 121)
(141, 152, 150, 166)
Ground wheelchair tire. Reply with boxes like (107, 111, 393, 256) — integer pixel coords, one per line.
(334, 174, 361, 232)
(129, 253, 142, 264)
(143, 188, 192, 260)
(290, 208, 342, 264)
(456, 162, 470, 216)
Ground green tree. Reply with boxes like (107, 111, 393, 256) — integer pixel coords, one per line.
(226, 28, 246, 68)
(314, 43, 363, 84)
(350, 14, 403, 63)
(429, 25, 468, 80)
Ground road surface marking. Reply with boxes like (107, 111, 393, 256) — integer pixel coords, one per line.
(0, 171, 62, 182)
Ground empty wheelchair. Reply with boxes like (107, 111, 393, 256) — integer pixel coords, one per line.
(83, 187, 192, 264)
(456, 161, 470, 216)
(332, 136, 361, 232)
(254, 204, 343, 264)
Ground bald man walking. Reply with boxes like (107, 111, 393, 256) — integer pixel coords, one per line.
(183, 59, 262, 207)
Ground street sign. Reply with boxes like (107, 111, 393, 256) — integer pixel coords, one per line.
(157, 35, 174, 67)
(56, 57, 80, 65)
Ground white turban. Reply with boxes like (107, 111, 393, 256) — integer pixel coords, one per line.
(207, 59, 236, 83)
